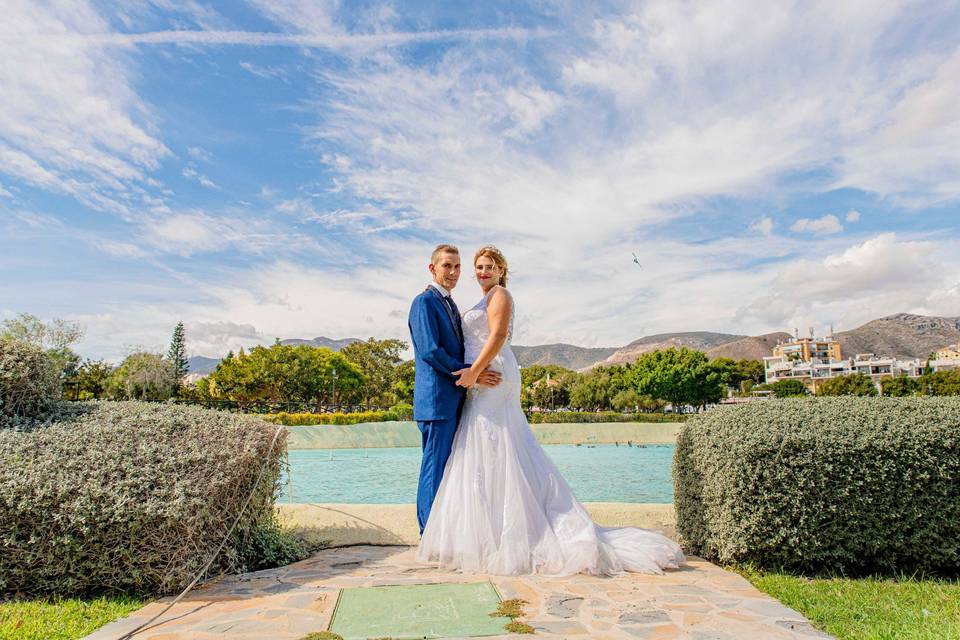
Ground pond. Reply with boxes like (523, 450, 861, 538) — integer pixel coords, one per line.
(282, 444, 675, 504)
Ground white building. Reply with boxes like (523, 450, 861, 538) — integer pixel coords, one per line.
(764, 352, 924, 393)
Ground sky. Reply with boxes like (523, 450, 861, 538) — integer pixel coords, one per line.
(1, 0, 959, 362)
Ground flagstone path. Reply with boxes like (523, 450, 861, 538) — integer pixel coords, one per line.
(87, 545, 832, 640)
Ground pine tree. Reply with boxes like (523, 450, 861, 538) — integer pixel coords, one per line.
(167, 321, 189, 388)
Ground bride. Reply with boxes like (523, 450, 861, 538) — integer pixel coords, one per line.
(417, 246, 685, 576)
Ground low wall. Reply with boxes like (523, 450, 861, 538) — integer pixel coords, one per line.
(277, 502, 677, 547)
(286, 421, 680, 449)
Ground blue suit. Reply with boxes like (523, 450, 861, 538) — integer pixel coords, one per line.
(408, 285, 467, 533)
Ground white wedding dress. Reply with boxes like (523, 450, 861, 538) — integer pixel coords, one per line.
(417, 288, 685, 576)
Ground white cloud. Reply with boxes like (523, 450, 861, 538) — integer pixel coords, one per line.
(0, 1, 170, 215)
(95, 239, 149, 259)
(750, 216, 774, 236)
(846, 209, 862, 222)
(187, 146, 212, 162)
(0, 185, 12, 198)
(790, 214, 843, 235)
(182, 164, 218, 189)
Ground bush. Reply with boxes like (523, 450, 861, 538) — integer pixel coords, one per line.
(919, 370, 960, 396)
(881, 375, 921, 397)
(674, 397, 960, 575)
(816, 373, 878, 397)
(0, 339, 61, 424)
(264, 410, 400, 426)
(389, 402, 414, 420)
(526, 410, 687, 424)
(0, 401, 302, 596)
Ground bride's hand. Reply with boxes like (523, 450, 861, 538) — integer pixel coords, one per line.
(454, 366, 481, 388)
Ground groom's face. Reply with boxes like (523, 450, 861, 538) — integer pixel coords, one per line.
(429, 251, 461, 291)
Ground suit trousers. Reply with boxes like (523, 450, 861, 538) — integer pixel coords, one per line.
(416, 416, 459, 534)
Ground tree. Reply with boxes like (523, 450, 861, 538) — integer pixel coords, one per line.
(630, 347, 724, 412)
(75, 359, 114, 399)
(340, 338, 408, 405)
(108, 352, 175, 400)
(919, 370, 960, 396)
(392, 360, 416, 404)
(880, 375, 921, 397)
(1, 313, 84, 383)
(611, 389, 641, 412)
(207, 344, 364, 406)
(816, 373, 878, 397)
(167, 322, 189, 391)
(736, 359, 765, 385)
(764, 379, 808, 398)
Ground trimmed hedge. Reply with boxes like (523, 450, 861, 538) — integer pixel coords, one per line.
(674, 397, 960, 575)
(526, 410, 688, 424)
(264, 410, 401, 426)
(0, 401, 299, 596)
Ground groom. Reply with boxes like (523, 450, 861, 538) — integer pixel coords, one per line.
(408, 244, 501, 534)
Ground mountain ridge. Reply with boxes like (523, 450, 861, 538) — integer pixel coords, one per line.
(187, 314, 960, 374)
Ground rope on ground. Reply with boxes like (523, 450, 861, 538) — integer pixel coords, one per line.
(117, 424, 285, 640)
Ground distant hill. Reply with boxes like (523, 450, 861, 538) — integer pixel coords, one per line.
(187, 355, 220, 376)
(706, 332, 794, 361)
(597, 332, 745, 367)
(512, 344, 619, 370)
(835, 313, 960, 360)
(279, 336, 361, 350)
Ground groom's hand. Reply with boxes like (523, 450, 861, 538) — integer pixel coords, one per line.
(476, 368, 502, 387)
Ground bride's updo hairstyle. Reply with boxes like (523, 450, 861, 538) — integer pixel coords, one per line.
(474, 245, 509, 288)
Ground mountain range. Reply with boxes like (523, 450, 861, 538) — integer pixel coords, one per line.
(187, 314, 960, 375)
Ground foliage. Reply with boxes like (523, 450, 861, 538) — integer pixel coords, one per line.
(881, 375, 921, 397)
(755, 379, 809, 398)
(631, 347, 725, 410)
(0, 595, 145, 640)
(0, 338, 61, 423)
(919, 370, 960, 396)
(208, 344, 363, 406)
(167, 322, 189, 390)
(526, 410, 687, 423)
(1, 313, 84, 384)
(739, 567, 960, 640)
(74, 359, 113, 400)
(392, 360, 415, 405)
(0, 401, 293, 595)
(264, 410, 403, 425)
(340, 338, 408, 405)
(815, 373, 878, 396)
(674, 397, 960, 574)
(389, 402, 414, 420)
(106, 352, 175, 401)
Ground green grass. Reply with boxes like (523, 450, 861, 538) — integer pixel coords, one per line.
(0, 596, 145, 640)
(739, 567, 960, 639)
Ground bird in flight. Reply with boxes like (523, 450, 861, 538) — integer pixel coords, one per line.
(632, 252, 642, 268)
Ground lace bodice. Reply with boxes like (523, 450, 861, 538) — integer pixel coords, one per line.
(462, 288, 514, 365)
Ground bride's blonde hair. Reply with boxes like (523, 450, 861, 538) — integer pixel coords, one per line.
(474, 245, 509, 288)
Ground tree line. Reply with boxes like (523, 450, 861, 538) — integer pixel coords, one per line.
(758, 372, 960, 398)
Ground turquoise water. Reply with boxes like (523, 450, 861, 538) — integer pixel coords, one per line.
(282, 444, 675, 504)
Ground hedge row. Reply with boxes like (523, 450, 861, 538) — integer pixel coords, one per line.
(674, 397, 960, 575)
(526, 410, 688, 424)
(0, 401, 300, 595)
(0, 338, 63, 429)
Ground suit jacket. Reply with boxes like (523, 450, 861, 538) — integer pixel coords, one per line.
(408, 286, 467, 421)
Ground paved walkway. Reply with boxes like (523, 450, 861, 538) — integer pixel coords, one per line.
(87, 545, 832, 640)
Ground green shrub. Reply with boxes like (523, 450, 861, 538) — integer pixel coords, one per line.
(389, 402, 414, 420)
(0, 401, 298, 596)
(526, 410, 687, 424)
(919, 370, 960, 396)
(674, 397, 960, 575)
(815, 373, 878, 396)
(0, 339, 61, 425)
(755, 379, 808, 398)
(264, 410, 400, 426)
(881, 375, 921, 397)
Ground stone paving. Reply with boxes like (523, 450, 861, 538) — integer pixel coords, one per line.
(87, 545, 832, 640)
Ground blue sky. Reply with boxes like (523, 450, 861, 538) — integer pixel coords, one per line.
(2, 0, 959, 361)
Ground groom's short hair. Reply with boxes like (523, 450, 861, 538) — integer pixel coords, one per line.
(431, 244, 459, 264)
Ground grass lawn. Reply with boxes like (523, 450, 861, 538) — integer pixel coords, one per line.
(0, 596, 145, 640)
(739, 568, 960, 640)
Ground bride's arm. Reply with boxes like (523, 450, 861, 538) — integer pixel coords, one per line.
(455, 286, 511, 388)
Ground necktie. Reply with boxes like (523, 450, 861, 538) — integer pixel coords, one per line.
(444, 296, 463, 340)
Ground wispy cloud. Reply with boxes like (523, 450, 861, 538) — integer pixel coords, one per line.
(791, 215, 843, 235)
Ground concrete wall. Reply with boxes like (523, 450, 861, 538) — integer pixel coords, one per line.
(277, 502, 677, 547)
(286, 421, 681, 449)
